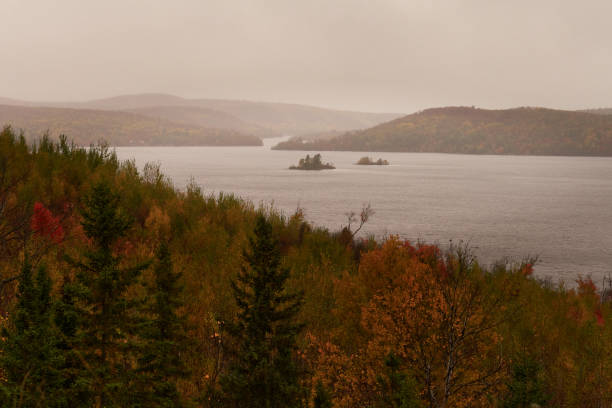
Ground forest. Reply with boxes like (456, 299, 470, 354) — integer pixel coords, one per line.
(1, 125, 611, 407)
(289, 154, 336, 170)
(0, 93, 399, 143)
(355, 157, 389, 165)
(0, 104, 263, 147)
(273, 106, 612, 156)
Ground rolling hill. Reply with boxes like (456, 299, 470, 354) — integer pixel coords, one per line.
(0, 93, 401, 138)
(0, 104, 262, 146)
(181, 98, 401, 136)
(125, 105, 270, 138)
(273, 106, 612, 156)
(583, 108, 612, 115)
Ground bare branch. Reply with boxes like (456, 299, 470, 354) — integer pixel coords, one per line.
(345, 203, 374, 238)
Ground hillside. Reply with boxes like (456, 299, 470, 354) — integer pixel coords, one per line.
(0, 93, 401, 137)
(0, 104, 262, 146)
(185, 97, 401, 136)
(583, 108, 612, 115)
(1, 126, 611, 406)
(126, 105, 271, 138)
(273, 106, 612, 156)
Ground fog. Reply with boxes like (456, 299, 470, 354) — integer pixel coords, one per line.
(1, 0, 611, 112)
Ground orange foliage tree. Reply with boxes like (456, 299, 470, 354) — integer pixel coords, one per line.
(315, 238, 516, 407)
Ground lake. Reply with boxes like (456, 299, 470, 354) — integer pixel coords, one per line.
(116, 137, 612, 285)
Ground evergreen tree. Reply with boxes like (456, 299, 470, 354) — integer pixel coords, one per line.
(221, 214, 304, 408)
(375, 353, 422, 408)
(0, 260, 66, 407)
(502, 356, 549, 408)
(136, 242, 187, 407)
(313, 381, 333, 408)
(67, 180, 150, 407)
(54, 273, 90, 405)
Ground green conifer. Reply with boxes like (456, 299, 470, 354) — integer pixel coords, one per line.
(54, 273, 91, 405)
(221, 214, 304, 408)
(375, 353, 422, 408)
(313, 381, 333, 408)
(67, 180, 150, 407)
(136, 242, 187, 407)
(0, 260, 66, 407)
(502, 356, 549, 408)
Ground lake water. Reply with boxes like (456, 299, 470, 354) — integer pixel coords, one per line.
(116, 137, 612, 285)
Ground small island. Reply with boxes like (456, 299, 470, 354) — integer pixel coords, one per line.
(356, 156, 389, 165)
(289, 153, 335, 170)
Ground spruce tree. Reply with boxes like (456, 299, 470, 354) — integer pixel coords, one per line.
(221, 214, 304, 408)
(67, 180, 150, 407)
(54, 273, 90, 405)
(0, 260, 65, 407)
(313, 381, 333, 408)
(502, 356, 549, 408)
(375, 353, 422, 408)
(136, 242, 187, 407)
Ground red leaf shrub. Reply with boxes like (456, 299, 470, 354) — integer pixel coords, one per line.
(31, 202, 64, 244)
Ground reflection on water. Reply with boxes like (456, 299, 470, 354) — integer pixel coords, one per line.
(116, 137, 612, 284)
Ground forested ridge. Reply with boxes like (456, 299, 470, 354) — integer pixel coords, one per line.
(273, 106, 612, 156)
(582, 108, 612, 115)
(1, 125, 612, 407)
(0, 104, 263, 147)
(0, 93, 400, 141)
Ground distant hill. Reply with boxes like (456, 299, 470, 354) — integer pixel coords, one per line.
(0, 105, 262, 146)
(184, 98, 401, 136)
(125, 105, 270, 138)
(0, 93, 401, 138)
(582, 108, 612, 115)
(273, 106, 612, 156)
(0, 97, 29, 106)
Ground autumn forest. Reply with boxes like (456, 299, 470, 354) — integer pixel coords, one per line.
(274, 107, 612, 156)
(0, 126, 611, 407)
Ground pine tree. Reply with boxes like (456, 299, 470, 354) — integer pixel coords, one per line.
(502, 356, 549, 408)
(375, 353, 422, 408)
(221, 214, 304, 408)
(54, 273, 90, 405)
(313, 381, 333, 408)
(0, 260, 66, 407)
(67, 180, 150, 407)
(136, 242, 187, 407)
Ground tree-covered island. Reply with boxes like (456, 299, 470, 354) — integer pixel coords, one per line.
(289, 153, 335, 170)
(355, 156, 389, 165)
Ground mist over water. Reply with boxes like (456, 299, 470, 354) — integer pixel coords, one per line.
(116, 137, 612, 285)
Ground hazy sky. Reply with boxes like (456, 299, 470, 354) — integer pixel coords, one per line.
(1, 0, 611, 113)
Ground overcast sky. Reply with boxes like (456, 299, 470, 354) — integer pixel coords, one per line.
(1, 0, 611, 113)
